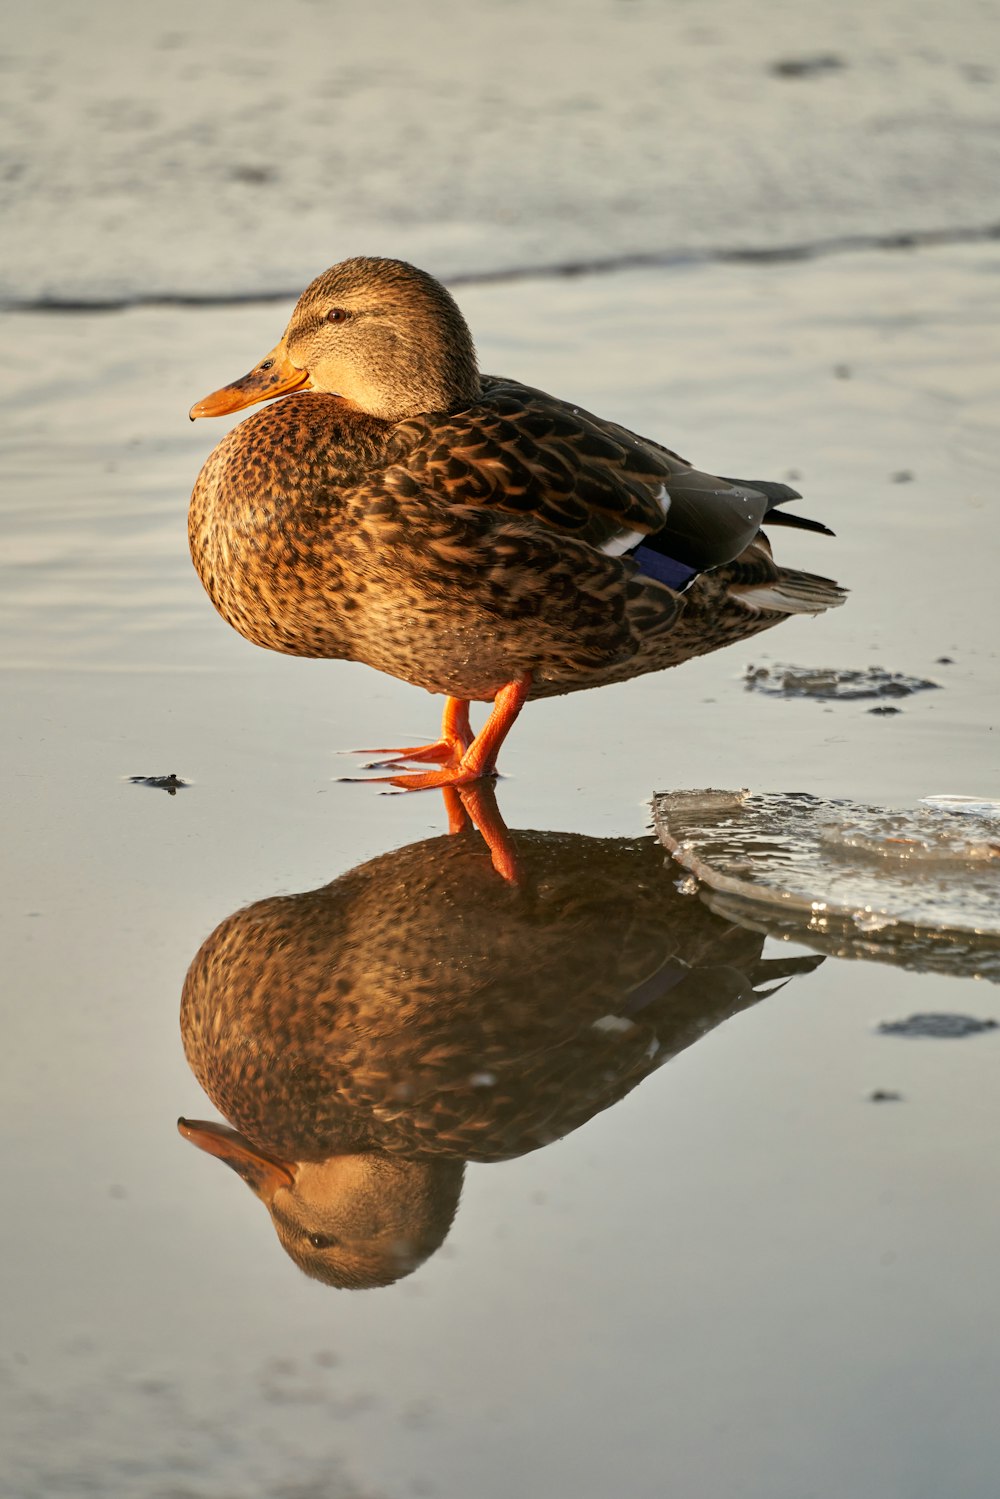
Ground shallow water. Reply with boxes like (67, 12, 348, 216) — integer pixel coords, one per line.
(4, 244, 1000, 1498)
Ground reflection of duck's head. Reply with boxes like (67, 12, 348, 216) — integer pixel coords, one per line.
(178, 1120, 463, 1289)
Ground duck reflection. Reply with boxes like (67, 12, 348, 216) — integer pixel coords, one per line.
(179, 787, 821, 1289)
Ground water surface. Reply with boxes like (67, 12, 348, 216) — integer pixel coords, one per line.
(3, 245, 1000, 1498)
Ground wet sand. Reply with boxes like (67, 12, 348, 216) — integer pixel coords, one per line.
(4, 238, 1000, 1497)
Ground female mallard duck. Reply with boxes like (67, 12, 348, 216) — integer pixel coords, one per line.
(189, 257, 844, 788)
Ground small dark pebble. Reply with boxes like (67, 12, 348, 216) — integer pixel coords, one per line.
(869, 1089, 903, 1103)
(770, 54, 845, 78)
(868, 705, 902, 715)
(878, 1013, 998, 1039)
(891, 470, 914, 483)
(128, 774, 188, 796)
(229, 163, 276, 185)
(936, 656, 955, 665)
(960, 62, 994, 83)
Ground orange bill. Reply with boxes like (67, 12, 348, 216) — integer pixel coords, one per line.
(178, 1117, 296, 1201)
(189, 342, 311, 420)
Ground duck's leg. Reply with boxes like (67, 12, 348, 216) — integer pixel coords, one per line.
(369, 675, 531, 792)
(357, 697, 473, 769)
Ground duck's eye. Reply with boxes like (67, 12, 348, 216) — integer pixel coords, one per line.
(326, 308, 349, 325)
(308, 1232, 340, 1250)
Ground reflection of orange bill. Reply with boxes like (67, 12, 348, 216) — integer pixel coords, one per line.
(177, 1117, 294, 1200)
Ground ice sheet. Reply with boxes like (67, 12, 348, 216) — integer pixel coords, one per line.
(653, 789, 1000, 981)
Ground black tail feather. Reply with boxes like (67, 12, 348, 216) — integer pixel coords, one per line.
(720, 476, 836, 539)
(721, 477, 802, 504)
(763, 509, 836, 538)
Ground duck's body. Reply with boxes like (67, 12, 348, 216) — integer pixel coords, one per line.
(189, 257, 844, 783)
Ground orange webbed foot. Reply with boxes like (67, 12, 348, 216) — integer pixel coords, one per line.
(372, 763, 498, 791)
(355, 739, 465, 770)
(343, 677, 530, 795)
(351, 697, 473, 769)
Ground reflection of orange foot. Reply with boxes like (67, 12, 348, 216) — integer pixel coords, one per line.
(362, 677, 530, 794)
(380, 764, 494, 790)
(441, 783, 521, 884)
(353, 697, 473, 769)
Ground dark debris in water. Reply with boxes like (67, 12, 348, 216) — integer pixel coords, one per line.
(869, 1089, 904, 1102)
(770, 54, 846, 79)
(868, 705, 903, 716)
(128, 774, 188, 796)
(877, 1013, 997, 1039)
(744, 664, 940, 701)
(228, 162, 277, 186)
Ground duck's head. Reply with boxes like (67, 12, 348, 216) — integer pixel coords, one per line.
(190, 256, 480, 424)
(178, 1118, 463, 1289)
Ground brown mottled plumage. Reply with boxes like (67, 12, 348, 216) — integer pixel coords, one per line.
(189, 256, 844, 786)
(179, 801, 822, 1289)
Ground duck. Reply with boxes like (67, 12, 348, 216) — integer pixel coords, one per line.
(189, 257, 845, 789)
(178, 787, 824, 1287)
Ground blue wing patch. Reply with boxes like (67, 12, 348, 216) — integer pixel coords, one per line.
(631, 544, 699, 592)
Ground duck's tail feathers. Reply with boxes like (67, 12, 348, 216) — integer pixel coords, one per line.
(763, 508, 836, 538)
(730, 567, 847, 616)
(720, 477, 836, 538)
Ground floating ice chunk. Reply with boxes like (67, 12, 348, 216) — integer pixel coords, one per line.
(651, 790, 1000, 982)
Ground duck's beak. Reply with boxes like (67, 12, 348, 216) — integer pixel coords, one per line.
(178, 1117, 296, 1203)
(189, 341, 312, 420)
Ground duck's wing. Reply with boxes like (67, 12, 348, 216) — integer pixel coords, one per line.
(385, 378, 810, 571)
